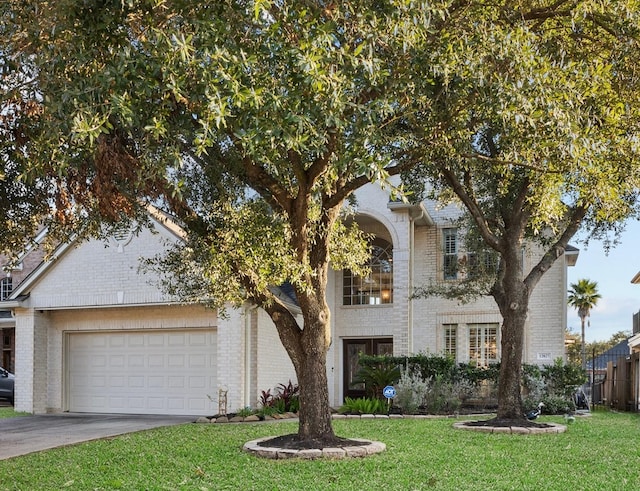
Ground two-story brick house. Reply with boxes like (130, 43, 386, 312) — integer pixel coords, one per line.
(0, 182, 577, 415)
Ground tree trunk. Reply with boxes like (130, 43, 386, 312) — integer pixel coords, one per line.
(492, 245, 531, 423)
(296, 342, 335, 442)
(268, 288, 337, 443)
(294, 295, 336, 442)
(580, 316, 587, 370)
(496, 302, 529, 421)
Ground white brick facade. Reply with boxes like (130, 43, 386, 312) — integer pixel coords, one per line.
(5, 183, 572, 414)
(327, 182, 572, 405)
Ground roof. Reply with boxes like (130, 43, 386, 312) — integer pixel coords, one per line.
(564, 244, 579, 267)
(0, 208, 186, 305)
(586, 339, 631, 371)
(386, 201, 435, 226)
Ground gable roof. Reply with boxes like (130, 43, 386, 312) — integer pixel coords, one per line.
(1, 208, 186, 308)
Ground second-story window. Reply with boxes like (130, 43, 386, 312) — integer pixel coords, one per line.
(343, 238, 393, 305)
(0, 277, 12, 301)
(443, 228, 458, 280)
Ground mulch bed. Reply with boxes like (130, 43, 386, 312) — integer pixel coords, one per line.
(256, 433, 370, 450)
(462, 417, 553, 428)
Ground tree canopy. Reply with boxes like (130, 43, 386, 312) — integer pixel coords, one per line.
(2, 0, 640, 433)
(401, 1, 640, 420)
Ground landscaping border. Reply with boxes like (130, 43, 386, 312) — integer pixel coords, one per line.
(452, 421, 567, 434)
(243, 436, 386, 460)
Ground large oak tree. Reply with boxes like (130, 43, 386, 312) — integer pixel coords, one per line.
(2, 0, 640, 441)
(404, 2, 640, 422)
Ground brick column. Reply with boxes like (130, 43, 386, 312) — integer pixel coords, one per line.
(216, 306, 245, 412)
(13, 307, 48, 413)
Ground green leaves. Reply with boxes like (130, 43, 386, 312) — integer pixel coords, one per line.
(4, 0, 640, 309)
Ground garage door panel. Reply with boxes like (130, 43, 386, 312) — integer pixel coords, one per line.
(68, 330, 217, 416)
(109, 355, 125, 367)
(148, 355, 164, 367)
(109, 335, 126, 348)
(128, 355, 145, 368)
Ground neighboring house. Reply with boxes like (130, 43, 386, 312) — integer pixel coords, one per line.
(0, 182, 577, 415)
(627, 272, 640, 411)
(1, 230, 47, 373)
(587, 339, 632, 407)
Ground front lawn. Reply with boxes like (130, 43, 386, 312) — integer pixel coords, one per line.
(0, 411, 638, 490)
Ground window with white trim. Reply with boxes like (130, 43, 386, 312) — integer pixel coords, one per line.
(443, 324, 457, 358)
(443, 228, 458, 280)
(468, 323, 499, 366)
(343, 238, 393, 305)
(0, 277, 12, 301)
(467, 250, 500, 278)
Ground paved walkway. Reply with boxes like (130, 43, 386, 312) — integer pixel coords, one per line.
(0, 413, 194, 460)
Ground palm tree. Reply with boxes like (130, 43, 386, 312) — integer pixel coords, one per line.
(568, 279, 602, 369)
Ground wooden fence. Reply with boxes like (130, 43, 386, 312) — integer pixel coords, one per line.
(591, 352, 639, 412)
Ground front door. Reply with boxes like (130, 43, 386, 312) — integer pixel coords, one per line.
(343, 338, 393, 400)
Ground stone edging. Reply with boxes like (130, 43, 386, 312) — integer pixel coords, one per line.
(243, 436, 386, 460)
(452, 421, 567, 434)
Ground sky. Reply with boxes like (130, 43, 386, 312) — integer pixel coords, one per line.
(566, 218, 640, 343)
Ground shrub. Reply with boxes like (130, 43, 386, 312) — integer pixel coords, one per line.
(395, 365, 430, 414)
(255, 405, 277, 418)
(258, 380, 300, 414)
(522, 359, 586, 414)
(235, 406, 254, 418)
(339, 397, 388, 415)
(353, 358, 401, 399)
(540, 358, 587, 398)
(352, 354, 583, 416)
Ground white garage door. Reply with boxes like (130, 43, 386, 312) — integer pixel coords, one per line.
(67, 330, 217, 416)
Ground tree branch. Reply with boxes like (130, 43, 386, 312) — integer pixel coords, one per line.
(440, 167, 502, 252)
(227, 131, 294, 215)
(460, 153, 562, 174)
(525, 203, 588, 291)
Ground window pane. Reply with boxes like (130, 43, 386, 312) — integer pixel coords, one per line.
(346, 343, 368, 390)
(468, 323, 499, 366)
(443, 324, 457, 359)
(343, 238, 393, 305)
(443, 228, 458, 280)
(0, 278, 12, 301)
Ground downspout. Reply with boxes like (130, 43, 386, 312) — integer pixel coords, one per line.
(243, 303, 258, 408)
(408, 217, 414, 354)
(407, 206, 427, 355)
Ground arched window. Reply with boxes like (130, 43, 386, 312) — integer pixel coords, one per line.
(343, 238, 393, 305)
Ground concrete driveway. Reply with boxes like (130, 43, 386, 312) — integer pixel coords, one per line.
(0, 413, 194, 460)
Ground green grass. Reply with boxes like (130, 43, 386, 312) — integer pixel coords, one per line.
(0, 408, 28, 419)
(1, 411, 639, 490)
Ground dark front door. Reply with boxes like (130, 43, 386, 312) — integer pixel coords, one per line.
(343, 338, 393, 400)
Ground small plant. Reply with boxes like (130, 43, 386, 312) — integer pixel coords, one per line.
(339, 397, 388, 415)
(259, 389, 273, 408)
(274, 380, 299, 412)
(255, 405, 277, 418)
(257, 380, 300, 414)
(235, 406, 254, 418)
